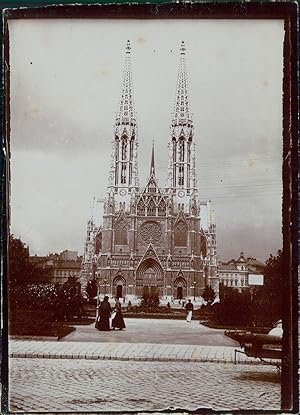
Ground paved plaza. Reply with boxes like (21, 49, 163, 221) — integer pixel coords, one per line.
(8, 319, 282, 412)
(9, 358, 281, 412)
(62, 318, 238, 346)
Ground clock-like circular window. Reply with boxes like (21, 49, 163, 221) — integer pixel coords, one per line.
(178, 190, 185, 198)
(119, 189, 127, 196)
(139, 221, 162, 244)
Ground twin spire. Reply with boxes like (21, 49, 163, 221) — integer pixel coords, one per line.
(112, 40, 195, 200)
(117, 40, 191, 127)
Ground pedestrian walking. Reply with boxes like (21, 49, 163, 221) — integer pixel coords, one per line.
(185, 299, 194, 322)
(96, 295, 112, 331)
(167, 302, 171, 312)
(112, 298, 126, 330)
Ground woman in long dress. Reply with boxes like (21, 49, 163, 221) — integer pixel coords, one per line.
(97, 296, 112, 331)
(112, 298, 126, 330)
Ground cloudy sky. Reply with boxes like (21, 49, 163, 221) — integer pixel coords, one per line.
(9, 18, 284, 261)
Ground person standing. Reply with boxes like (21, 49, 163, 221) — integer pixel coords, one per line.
(112, 298, 126, 330)
(185, 299, 194, 322)
(97, 296, 112, 331)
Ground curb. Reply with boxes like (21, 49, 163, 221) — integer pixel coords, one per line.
(9, 351, 267, 365)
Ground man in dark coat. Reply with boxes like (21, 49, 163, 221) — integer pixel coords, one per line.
(185, 299, 194, 322)
(97, 296, 112, 331)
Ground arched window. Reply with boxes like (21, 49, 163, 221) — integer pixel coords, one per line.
(172, 140, 177, 162)
(137, 200, 145, 216)
(129, 140, 133, 160)
(115, 220, 127, 245)
(158, 200, 166, 216)
(121, 163, 127, 184)
(174, 221, 188, 246)
(187, 142, 191, 164)
(200, 233, 207, 258)
(147, 198, 156, 216)
(178, 165, 184, 186)
(121, 138, 127, 160)
(179, 139, 185, 162)
(115, 139, 119, 161)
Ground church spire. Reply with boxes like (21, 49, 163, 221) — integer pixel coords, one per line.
(172, 41, 192, 126)
(107, 40, 139, 212)
(168, 41, 198, 214)
(117, 40, 135, 122)
(150, 141, 155, 175)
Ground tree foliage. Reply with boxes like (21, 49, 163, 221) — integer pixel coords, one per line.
(212, 250, 283, 328)
(141, 290, 160, 310)
(213, 284, 252, 326)
(202, 286, 216, 304)
(251, 249, 283, 326)
(9, 234, 49, 285)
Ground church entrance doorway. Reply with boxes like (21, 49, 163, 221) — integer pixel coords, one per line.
(174, 276, 187, 299)
(136, 258, 163, 297)
(177, 286, 183, 299)
(113, 275, 126, 299)
(116, 284, 123, 299)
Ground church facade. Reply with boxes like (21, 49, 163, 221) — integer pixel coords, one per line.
(81, 41, 217, 300)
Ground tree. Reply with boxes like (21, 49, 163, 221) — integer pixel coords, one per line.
(202, 286, 216, 304)
(55, 277, 84, 321)
(252, 249, 283, 326)
(9, 234, 49, 286)
(141, 289, 160, 310)
(212, 283, 252, 327)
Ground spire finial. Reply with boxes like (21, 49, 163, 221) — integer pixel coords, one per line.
(180, 40, 186, 55)
(126, 40, 131, 54)
(150, 141, 155, 175)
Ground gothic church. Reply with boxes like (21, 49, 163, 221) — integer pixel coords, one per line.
(81, 41, 217, 300)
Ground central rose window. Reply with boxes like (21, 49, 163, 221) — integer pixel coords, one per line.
(140, 221, 162, 244)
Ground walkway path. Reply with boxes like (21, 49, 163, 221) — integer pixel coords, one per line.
(62, 318, 237, 346)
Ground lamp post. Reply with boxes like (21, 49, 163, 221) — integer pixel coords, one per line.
(96, 280, 100, 321)
(104, 278, 107, 295)
(193, 281, 196, 302)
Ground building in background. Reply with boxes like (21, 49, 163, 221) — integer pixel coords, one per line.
(218, 251, 265, 292)
(30, 250, 82, 284)
(81, 41, 217, 300)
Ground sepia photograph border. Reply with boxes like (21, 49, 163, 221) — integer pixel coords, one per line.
(1, 2, 298, 413)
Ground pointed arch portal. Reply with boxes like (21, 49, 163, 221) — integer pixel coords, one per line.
(174, 276, 187, 299)
(113, 275, 126, 299)
(136, 258, 163, 297)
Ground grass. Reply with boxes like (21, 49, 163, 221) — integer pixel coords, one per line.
(9, 322, 75, 339)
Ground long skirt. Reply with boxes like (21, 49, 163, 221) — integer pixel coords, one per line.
(186, 310, 193, 322)
(96, 315, 110, 331)
(112, 312, 126, 329)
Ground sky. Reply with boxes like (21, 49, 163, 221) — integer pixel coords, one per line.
(9, 18, 284, 262)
